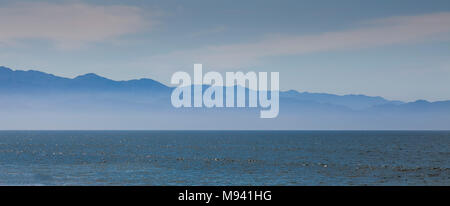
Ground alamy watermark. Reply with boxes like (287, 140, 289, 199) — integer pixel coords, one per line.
(170, 64, 279, 118)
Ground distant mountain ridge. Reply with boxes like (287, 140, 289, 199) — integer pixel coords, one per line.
(0, 66, 169, 94)
(1, 65, 449, 130)
(0, 66, 404, 110)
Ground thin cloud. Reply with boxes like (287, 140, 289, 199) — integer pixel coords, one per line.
(146, 12, 450, 69)
(0, 2, 154, 49)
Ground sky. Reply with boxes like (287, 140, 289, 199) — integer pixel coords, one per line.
(0, 0, 449, 101)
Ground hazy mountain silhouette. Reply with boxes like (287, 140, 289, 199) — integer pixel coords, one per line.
(0, 66, 169, 93)
(1, 66, 449, 130)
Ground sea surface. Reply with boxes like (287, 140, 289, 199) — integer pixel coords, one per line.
(0, 131, 448, 185)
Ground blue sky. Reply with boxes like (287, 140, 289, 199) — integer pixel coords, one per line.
(0, 0, 449, 101)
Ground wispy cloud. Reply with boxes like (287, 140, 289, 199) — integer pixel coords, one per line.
(146, 12, 450, 69)
(0, 2, 154, 49)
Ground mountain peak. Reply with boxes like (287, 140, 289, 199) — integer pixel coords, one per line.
(284, 89, 300, 95)
(413, 99, 430, 104)
(74, 73, 107, 80)
(0, 66, 13, 72)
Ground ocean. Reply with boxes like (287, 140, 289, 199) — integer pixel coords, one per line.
(0, 131, 448, 185)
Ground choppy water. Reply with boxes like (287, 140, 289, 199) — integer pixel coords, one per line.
(0, 131, 448, 185)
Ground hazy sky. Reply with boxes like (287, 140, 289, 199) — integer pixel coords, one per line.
(0, 0, 449, 101)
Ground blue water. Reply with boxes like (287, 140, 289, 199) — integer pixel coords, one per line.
(0, 131, 448, 185)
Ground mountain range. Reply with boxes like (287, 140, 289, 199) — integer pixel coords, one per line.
(1, 66, 449, 130)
